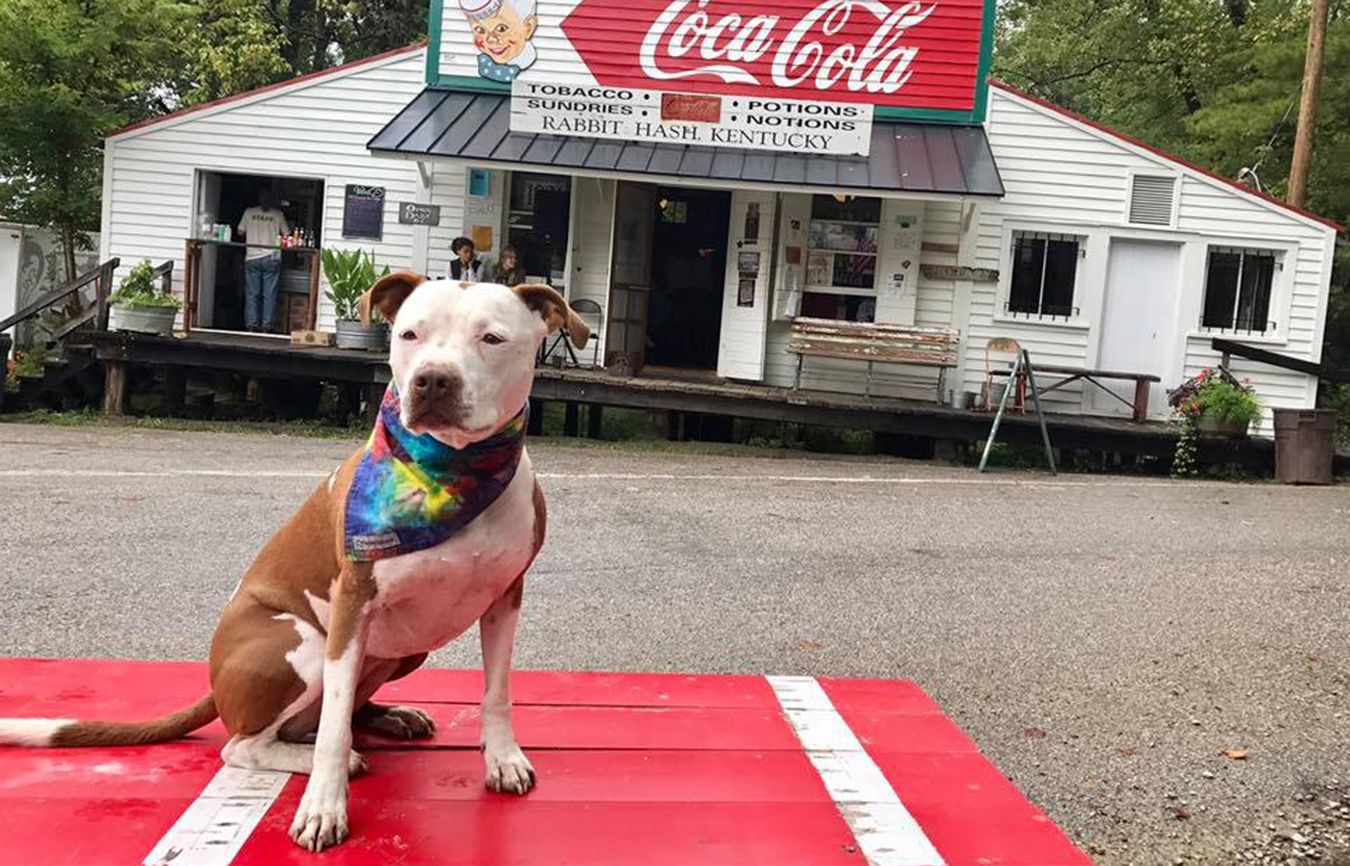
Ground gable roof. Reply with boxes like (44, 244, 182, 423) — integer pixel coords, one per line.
(990, 81, 1343, 233)
(107, 42, 426, 141)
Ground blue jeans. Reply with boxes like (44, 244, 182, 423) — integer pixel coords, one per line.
(244, 256, 281, 330)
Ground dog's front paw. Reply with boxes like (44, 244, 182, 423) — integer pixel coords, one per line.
(484, 744, 536, 795)
(289, 781, 350, 852)
(360, 705, 437, 740)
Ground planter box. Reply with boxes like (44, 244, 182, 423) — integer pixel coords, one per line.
(334, 319, 389, 351)
(1196, 414, 1250, 439)
(111, 305, 177, 337)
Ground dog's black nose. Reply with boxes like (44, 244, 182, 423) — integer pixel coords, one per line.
(411, 366, 462, 400)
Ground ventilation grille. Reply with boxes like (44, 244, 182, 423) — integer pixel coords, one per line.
(1129, 175, 1176, 226)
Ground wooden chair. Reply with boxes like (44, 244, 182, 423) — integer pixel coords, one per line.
(983, 337, 1026, 411)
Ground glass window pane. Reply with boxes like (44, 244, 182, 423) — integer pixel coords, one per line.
(1042, 239, 1078, 316)
(832, 253, 876, 289)
(1202, 251, 1241, 328)
(1009, 236, 1045, 314)
(1236, 252, 1275, 331)
(809, 222, 878, 253)
(810, 195, 882, 223)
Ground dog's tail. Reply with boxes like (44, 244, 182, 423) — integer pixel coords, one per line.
(0, 696, 218, 747)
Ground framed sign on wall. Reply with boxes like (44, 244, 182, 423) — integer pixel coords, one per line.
(343, 185, 385, 240)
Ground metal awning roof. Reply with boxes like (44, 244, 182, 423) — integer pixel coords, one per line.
(369, 88, 1004, 198)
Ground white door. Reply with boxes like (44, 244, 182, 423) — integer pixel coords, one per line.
(1095, 239, 1181, 416)
(717, 190, 776, 381)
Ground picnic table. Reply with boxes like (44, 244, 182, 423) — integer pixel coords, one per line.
(991, 363, 1161, 422)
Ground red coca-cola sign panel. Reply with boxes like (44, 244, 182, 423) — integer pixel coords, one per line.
(559, 0, 989, 113)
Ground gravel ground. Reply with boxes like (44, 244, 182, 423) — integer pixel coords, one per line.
(0, 421, 1347, 866)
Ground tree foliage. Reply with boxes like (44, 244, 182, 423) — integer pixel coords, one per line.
(0, 0, 193, 280)
(184, 0, 429, 103)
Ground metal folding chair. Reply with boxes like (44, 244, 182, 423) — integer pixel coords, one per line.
(538, 298, 603, 368)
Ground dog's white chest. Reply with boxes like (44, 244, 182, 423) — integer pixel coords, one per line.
(360, 454, 537, 659)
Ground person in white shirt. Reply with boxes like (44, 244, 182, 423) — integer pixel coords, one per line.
(236, 190, 290, 332)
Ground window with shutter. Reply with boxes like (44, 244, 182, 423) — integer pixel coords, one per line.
(1128, 175, 1176, 226)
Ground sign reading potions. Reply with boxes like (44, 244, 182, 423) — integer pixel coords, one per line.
(510, 81, 872, 156)
(343, 185, 385, 240)
(437, 0, 993, 124)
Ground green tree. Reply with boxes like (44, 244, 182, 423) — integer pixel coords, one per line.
(0, 0, 192, 281)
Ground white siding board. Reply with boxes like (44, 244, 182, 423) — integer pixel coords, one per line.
(103, 48, 452, 330)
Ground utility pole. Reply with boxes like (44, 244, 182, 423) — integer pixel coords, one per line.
(1288, 0, 1330, 207)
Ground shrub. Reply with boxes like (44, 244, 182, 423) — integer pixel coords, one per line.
(109, 261, 182, 309)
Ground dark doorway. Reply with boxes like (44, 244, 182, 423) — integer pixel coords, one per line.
(196, 171, 324, 332)
(644, 187, 730, 370)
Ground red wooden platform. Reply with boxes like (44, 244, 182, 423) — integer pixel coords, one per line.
(0, 659, 1091, 866)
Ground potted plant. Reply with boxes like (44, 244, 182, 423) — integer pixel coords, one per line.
(322, 248, 390, 350)
(109, 260, 182, 336)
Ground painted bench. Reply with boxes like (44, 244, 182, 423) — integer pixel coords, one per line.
(787, 317, 961, 402)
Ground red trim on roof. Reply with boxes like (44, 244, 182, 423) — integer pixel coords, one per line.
(108, 42, 427, 139)
(989, 80, 1344, 233)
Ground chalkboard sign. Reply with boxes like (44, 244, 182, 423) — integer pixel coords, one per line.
(343, 185, 385, 240)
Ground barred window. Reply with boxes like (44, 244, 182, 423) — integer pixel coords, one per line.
(1201, 247, 1277, 334)
(1008, 231, 1081, 318)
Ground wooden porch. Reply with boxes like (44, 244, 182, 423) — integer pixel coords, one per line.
(79, 328, 1198, 458)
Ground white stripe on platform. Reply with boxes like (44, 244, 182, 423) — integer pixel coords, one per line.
(142, 766, 290, 866)
(768, 675, 944, 866)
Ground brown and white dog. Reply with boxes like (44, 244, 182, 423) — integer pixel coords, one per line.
(0, 273, 589, 852)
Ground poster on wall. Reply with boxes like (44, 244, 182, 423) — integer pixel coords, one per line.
(342, 185, 385, 240)
(737, 278, 756, 307)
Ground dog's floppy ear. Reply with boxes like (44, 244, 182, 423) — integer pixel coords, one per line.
(360, 271, 426, 325)
(512, 283, 590, 349)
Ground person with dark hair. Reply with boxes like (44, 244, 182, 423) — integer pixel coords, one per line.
(491, 245, 525, 285)
(449, 237, 483, 281)
(237, 189, 289, 332)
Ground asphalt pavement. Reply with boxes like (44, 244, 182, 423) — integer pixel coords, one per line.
(0, 421, 1347, 866)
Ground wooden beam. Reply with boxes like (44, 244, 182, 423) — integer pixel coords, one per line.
(1209, 337, 1349, 381)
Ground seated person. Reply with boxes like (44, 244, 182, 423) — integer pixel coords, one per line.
(491, 245, 526, 285)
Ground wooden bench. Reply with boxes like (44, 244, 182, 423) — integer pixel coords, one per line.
(787, 317, 961, 402)
(988, 362, 1161, 422)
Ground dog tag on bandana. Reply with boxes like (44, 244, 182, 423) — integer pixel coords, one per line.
(343, 386, 526, 561)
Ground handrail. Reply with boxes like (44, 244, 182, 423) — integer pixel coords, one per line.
(1212, 337, 1350, 384)
(0, 258, 119, 334)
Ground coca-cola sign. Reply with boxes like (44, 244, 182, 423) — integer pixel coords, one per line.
(559, 0, 988, 113)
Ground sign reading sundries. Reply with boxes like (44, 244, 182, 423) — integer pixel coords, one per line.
(511, 81, 873, 155)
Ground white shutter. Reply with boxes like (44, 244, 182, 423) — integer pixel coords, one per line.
(717, 191, 776, 381)
(1128, 175, 1177, 226)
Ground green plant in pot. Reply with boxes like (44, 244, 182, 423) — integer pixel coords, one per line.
(110, 260, 182, 336)
(1169, 367, 1262, 477)
(323, 248, 391, 350)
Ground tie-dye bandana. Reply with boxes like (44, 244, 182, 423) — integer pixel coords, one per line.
(344, 386, 526, 562)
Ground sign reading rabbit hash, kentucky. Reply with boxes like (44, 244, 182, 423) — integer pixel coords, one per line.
(439, 0, 992, 155)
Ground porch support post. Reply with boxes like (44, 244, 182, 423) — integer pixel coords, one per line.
(103, 360, 128, 416)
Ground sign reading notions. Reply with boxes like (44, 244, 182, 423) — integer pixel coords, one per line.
(510, 81, 872, 156)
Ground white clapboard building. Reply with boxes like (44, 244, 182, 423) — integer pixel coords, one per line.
(100, 0, 1341, 433)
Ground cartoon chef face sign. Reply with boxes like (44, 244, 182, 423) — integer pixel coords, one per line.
(461, 0, 538, 83)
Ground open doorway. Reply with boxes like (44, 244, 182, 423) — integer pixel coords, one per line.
(506, 172, 571, 289)
(194, 171, 324, 332)
(644, 187, 730, 371)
